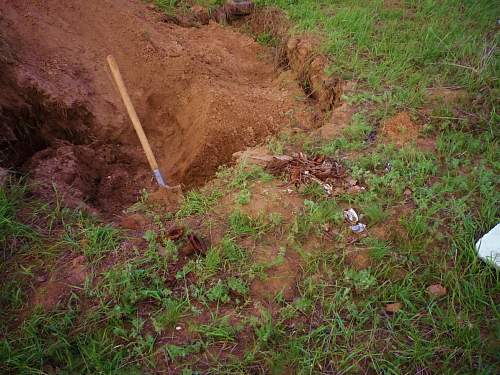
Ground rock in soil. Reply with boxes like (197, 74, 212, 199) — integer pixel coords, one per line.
(426, 283, 447, 298)
(385, 302, 402, 313)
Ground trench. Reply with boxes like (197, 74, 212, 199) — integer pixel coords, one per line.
(0, 0, 342, 216)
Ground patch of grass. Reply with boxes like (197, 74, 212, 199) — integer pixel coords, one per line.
(164, 341, 204, 361)
(193, 315, 239, 343)
(228, 210, 269, 237)
(217, 162, 274, 190)
(256, 32, 279, 47)
(152, 299, 186, 333)
(0, 183, 38, 259)
(235, 188, 251, 205)
(257, 0, 498, 114)
(291, 199, 343, 240)
(176, 189, 222, 217)
(80, 224, 120, 263)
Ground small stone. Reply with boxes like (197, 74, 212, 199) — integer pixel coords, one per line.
(427, 284, 447, 298)
(36, 275, 47, 283)
(385, 303, 402, 313)
(175, 326, 182, 331)
(404, 188, 412, 197)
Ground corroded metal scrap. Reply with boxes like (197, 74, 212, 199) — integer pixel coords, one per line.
(266, 153, 345, 194)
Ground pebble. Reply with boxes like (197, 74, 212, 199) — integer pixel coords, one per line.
(385, 303, 402, 313)
(426, 283, 447, 298)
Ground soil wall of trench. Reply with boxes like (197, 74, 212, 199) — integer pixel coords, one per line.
(0, 0, 342, 215)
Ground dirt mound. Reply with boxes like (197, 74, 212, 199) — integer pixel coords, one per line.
(381, 112, 420, 146)
(25, 142, 154, 214)
(0, 0, 313, 213)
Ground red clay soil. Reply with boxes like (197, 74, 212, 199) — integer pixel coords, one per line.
(0, 0, 313, 214)
(380, 111, 420, 147)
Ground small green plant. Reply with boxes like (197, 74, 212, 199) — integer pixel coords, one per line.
(256, 32, 279, 47)
(194, 315, 238, 342)
(227, 277, 248, 295)
(229, 210, 267, 236)
(206, 280, 230, 303)
(0, 183, 38, 258)
(236, 188, 251, 205)
(164, 341, 203, 361)
(344, 269, 377, 291)
(152, 299, 185, 333)
(362, 201, 389, 225)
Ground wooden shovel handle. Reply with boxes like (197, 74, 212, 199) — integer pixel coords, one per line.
(106, 55, 159, 172)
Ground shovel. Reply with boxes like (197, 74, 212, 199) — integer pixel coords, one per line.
(106, 55, 168, 187)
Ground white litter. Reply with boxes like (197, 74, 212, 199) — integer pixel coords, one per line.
(351, 223, 366, 233)
(475, 223, 500, 269)
(344, 208, 359, 224)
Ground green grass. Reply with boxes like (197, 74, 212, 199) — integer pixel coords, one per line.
(257, 0, 499, 115)
(1, 0, 499, 374)
(151, 0, 224, 15)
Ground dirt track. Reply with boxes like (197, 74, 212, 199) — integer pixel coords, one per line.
(0, 0, 317, 213)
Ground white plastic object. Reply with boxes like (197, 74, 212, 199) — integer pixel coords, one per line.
(351, 223, 366, 233)
(475, 223, 500, 269)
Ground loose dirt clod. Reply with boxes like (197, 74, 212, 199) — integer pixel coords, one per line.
(24, 143, 154, 215)
(120, 213, 149, 231)
(166, 226, 185, 241)
(32, 255, 88, 311)
(316, 103, 356, 139)
(148, 186, 184, 212)
(347, 251, 371, 270)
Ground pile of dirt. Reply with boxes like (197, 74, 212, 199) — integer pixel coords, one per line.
(0, 0, 314, 214)
(24, 143, 154, 214)
(381, 112, 420, 146)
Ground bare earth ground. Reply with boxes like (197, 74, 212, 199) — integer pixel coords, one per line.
(0, 0, 318, 214)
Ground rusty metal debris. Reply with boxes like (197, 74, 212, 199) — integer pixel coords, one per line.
(266, 153, 345, 195)
(166, 226, 184, 241)
(187, 233, 208, 255)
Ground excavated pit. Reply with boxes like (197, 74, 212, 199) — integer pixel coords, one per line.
(0, 0, 341, 215)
